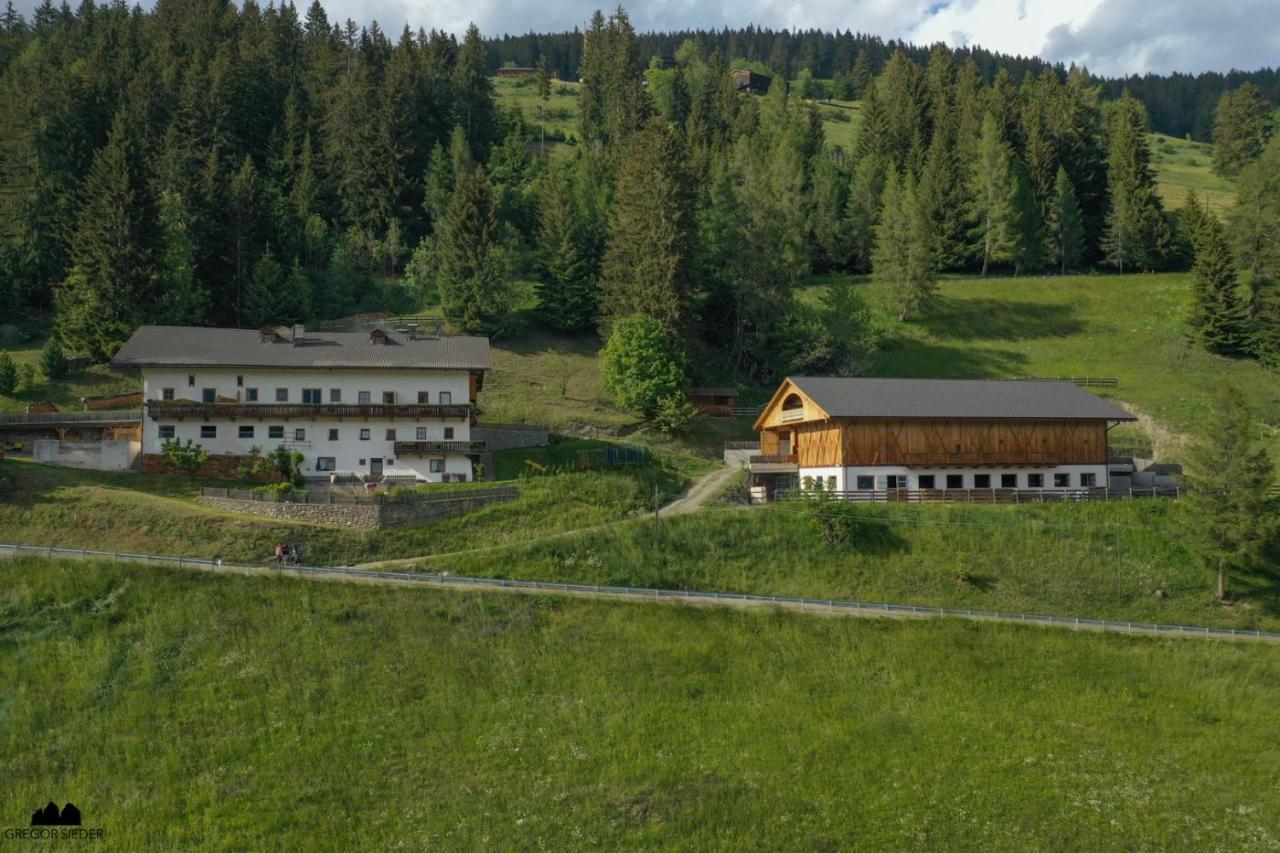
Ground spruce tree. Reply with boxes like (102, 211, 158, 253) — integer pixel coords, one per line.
(39, 337, 67, 380)
(1101, 94, 1168, 273)
(1188, 213, 1248, 354)
(599, 119, 695, 337)
(845, 153, 889, 273)
(1045, 166, 1085, 274)
(1211, 83, 1275, 178)
(1228, 134, 1280, 321)
(968, 113, 1016, 275)
(452, 25, 496, 161)
(873, 169, 937, 321)
(0, 352, 15, 395)
(244, 249, 287, 327)
(1010, 162, 1046, 276)
(154, 190, 211, 325)
(1183, 386, 1275, 600)
(809, 153, 849, 271)
(535, 163, 597, 332)
(436, 166, 515, 337)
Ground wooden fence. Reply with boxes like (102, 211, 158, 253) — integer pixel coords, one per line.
(199, 485, 518, 506)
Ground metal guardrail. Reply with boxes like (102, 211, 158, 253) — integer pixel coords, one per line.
(2, 541, 1277, 643)
(1022, 376, 1119, 388)
(0, 409, 142, 426)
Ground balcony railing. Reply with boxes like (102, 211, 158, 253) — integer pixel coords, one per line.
(146, 401, 472, 420)
(393, 440, 486, 455)
(749, 453, 798, 465)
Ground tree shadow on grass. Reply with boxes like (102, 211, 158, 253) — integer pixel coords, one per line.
(911, 296, 1085, 342)
(872, 341, 1032, 380)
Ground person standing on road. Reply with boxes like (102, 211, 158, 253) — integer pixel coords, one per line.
(274, 542, 284, 567)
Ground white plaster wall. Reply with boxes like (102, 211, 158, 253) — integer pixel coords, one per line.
(798, 466, 844, 491)
(141, 367, 476, 482)
(798, 464, 1111, 490)
(33, 440, 140, 471)
(142, 367, 471, 408)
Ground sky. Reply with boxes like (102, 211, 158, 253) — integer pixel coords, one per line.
(16, 0, 1280, 77)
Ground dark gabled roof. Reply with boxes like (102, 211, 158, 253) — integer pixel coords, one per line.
(111, 326, 491, 371)
(786, 377, 1136, 421)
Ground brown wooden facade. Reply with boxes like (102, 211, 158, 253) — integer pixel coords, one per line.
(755, 378, 1113, 469)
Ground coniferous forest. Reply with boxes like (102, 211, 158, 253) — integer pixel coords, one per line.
(0, 1, 1277, 377)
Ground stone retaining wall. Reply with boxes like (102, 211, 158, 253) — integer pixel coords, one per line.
(472, 423, 549, 452)
(197, 490, 516, 530)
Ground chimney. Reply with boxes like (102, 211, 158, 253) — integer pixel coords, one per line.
(292, 324, 305, 345)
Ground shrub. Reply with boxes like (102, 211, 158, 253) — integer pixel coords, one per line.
(652, 394, 700, 435)
(601, 314, 688, 417)
(236, 445, 275, 483)
(160, 439, 209, 480)
(268, 445, 306, 487)
(806, 498, 905, 553)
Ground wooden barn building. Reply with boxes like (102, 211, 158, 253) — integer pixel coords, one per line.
(689, 387, 739, 417)
(751, 377, 1136, 498)
(732, 69, 771, 95)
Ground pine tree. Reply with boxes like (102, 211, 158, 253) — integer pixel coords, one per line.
(436, 166, 515, 336)
(453, 24, 496, 161)
(1211, 83, 1275, 178)
(39, 337, 66, 380)
(873, 169, 937, 321)
(599, 119, 695, 337)
(154, 190, 211, 325)
(244, 249, 287, 327)
(808, 153, 849, 271)
(845, 153, 888, 273)
(968, 113, 1016, 275)
(1228, 134, 1280, 321)
(849, 49, 873, 98)
(1183, 386, 1275, 600)
(1188, 213, 1248, 354)
(1045, 167, 1085, 274)
(227, 155, 262, 326)
(535, 162, 598, 331)
(1101, 94, 1168, 273)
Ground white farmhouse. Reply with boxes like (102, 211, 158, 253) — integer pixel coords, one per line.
(112, 324, 490, 483)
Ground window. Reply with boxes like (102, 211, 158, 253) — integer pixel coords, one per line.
(946, 474, 964, 489)
(855, 475, 874, 490)
(358, 391, 371, 404)
(1028, 473, 1044, 488)
(429, 459, 444, 473)
(438, 391, 452, 405)
(330, 388, 341, 403)
(1001, 474, 1018, 489)
(302, 388, 321, 404)
(417, 391, 430, 404)
(236, 375, 243, 387)
(294, 428, 306, 441)
(359, 428, 370, 440)
(268, 425, 284, 439)
(202, 388, 216, 403)
(200, 425, 216, 439)
(974, 474, 991, 489)
(158, 425, 175, 439)
(275, 388, 288, 402)
(245, 388, 259, 402)
(918, 475, 936, 489)
(416, 427, 428, 440)
(358, 459, 366, 466)
(443, 427, 454, 440)
(316, 457, 336, 472)
(1080, 472, 1097, 487)
(188, 374, 195, 387)
(886, 475, 906, 489)
(328, 429, 339, 441)
(238, 425, 254, 439)
(161, 387, 175, 401)
(382, 391, 396, 404)
(1054, 473, 1070, 488)
(385, 429, 396, 441)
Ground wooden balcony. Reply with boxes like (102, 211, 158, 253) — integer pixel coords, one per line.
(146, 401, 472, 421)
(392, 440, 486, 455)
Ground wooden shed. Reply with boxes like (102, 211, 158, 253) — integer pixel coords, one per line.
(689, 387, 738, 417)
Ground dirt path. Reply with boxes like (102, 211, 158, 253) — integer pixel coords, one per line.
(657, 464, 740, 516)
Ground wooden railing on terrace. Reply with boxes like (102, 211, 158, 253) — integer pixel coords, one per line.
(146, 401, 472, 420)
(0, 409, 142, 426)
(392, 440, 486, 455)
(776, 487, 1180, 504)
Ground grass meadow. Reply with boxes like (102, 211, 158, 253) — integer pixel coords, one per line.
(0, 455, 699, 565)
(2, 558, 1279, 848)
(424, 500, 1280, 634)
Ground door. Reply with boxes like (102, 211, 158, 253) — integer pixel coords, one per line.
(369, 457, 383, 479)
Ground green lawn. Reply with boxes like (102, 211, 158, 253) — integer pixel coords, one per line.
(0, 455, 695, 565)
(3, 559, 1279, 848)
(804, 271, 1280, 464)
(1150, 131, 1236, 213)
(0, 351, 135, 413)
(492, 75, 581, 151)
